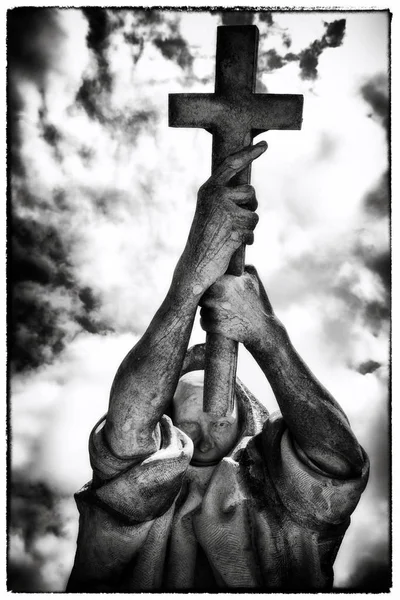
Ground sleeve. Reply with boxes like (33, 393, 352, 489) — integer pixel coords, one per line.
(261, 411, 370, 532)
(67, 414, 193, 591)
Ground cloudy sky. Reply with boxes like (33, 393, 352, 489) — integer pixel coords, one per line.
(7, 6, 390, 592)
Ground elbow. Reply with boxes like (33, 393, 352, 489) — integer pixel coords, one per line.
(104, 418, 160, 460)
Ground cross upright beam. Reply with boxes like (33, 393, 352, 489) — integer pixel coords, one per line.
(169, 25, 303, 417)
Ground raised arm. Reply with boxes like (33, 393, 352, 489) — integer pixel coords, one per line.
(104, 143, 266, 459)
(200, 266, 364, 479)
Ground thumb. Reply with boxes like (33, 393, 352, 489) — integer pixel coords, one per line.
(244, 264, 260, 280)
(200, 279, 226, 305)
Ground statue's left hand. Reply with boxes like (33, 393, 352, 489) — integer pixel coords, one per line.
(200, 265, 286, 352)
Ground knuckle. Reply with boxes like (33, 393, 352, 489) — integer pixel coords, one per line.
(251, 212, 259, 227)
(244, 232, 254, 245)
(242, 211, 258, 230)
(229, 230, 242, 244)
(245, 264, 257, 276)
(198, 181, 209, 195)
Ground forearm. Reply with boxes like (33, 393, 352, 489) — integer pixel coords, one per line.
(103, 145, 264, 459)
(105, 261, 201, 458)
(246, 319, 364, 478)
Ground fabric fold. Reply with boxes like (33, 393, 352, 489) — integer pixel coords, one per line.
(89, 415, 193, 523)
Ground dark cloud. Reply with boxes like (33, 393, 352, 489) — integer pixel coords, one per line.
(299, 20, 346, 80)
(10, 479, 64, 546)
(7, 8, 66, 175)
(336, 171, 390, 333)
(41, 123, 62, 148)
(77, 9, 192, 127)
(354, 237, 391, 296)
(259, 19, 346, 81)
(282, 33, 292, 48)
(80, 7, 113, 97)
(78, 286, 98, 312)
(363, 299, 390, 331)
(258, 12, 274, 27)
(339, 525, 391, 592)
(354, 172, 391, 333)
(360, 73, 389, 131)
(323, 19, 346, 48)
(367, 250, 391, 292)
(332, 274, 389, 335)
(357, 359, 381, 375)
(9, 213, 112, 372)
(76, 286, 112, 335)
(77, 145, 96, 168)
(8, 479, 70, 592)
(38, 105, 64, 163)
(264, 48, 286, 70)
(75, 78, 107, 123)
(271, 238, 389, 339)
(7, 8, 66, 86)
(7, 561, 46, 593)
(10, 290, 66, 372)
(364, 170, 389, 217)
(298, 43, 320, 80)
(154, 36, 193, 70)
(147, 13, 194, 71)
(75, 10, 113, 123)
(81, 7, 110, 56)
(10, 214, 73, 287)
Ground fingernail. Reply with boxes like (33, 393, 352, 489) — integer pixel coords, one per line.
(254, 141, 268, 153)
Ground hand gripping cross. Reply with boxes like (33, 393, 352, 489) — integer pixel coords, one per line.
(169, 25, 303, 416)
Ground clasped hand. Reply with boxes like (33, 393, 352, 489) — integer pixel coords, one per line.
(200, 266, 285, 351)
(176, 142, 267, 294)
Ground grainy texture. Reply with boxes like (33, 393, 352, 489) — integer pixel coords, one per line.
(67, 382, 368, 592)
(67, 130, 369, 592)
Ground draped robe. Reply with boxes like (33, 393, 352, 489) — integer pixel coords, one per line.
(67, 380, 369, 592)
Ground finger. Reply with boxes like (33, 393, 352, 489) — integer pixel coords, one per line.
(212, 141, 268, 186)
(200, 314, 213, 334)
(200, 312, 222, 335)
(200, 281, 226, 306)
(199, 294, 217, 309)
(243, 264, 261, 293)
(245, 264, 260, 278)
(199, 306, 209, 320)
(242, 231, 254, 246)
(228, 185, 258, 211)
(200, 313, 237, 341)
(233, 207, 259, 230)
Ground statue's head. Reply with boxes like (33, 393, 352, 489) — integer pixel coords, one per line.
(172, 370, 240, 466)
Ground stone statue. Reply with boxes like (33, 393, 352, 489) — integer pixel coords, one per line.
(67, 143, 369, 592)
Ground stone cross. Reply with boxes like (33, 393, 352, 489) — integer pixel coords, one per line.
(169, 25, 303, 416)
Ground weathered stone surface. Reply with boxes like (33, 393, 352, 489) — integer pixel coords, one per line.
(169, 25, 303, 416)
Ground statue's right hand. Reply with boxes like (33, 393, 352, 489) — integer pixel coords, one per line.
(177, 142, 267, 294)
(199, 265, 286, 352)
